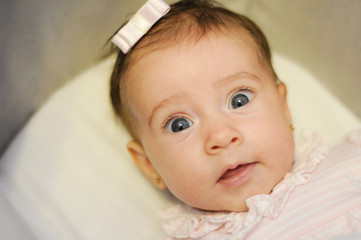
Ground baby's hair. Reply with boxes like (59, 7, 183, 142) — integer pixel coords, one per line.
(108, 0, 277, 141)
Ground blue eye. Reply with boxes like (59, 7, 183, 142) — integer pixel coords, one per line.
(165, 117, 193, 132)
(229, 90, 254, 109)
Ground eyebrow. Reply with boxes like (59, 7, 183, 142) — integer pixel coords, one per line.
(212, 71, 261, 87)
(148, 92, 189, 127)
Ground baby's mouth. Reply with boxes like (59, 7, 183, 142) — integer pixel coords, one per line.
(217, 163, 256, 186)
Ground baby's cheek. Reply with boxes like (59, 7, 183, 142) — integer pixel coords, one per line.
(277, 135, 295, 175)
(166, 171, 208, 206)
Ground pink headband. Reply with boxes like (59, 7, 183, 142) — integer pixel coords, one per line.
(111, 0, 170, 54)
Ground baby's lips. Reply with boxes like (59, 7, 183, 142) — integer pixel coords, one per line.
(218, 163, 253, 181)
(216, 162, 257, 188)
(220, 165, 244, 180)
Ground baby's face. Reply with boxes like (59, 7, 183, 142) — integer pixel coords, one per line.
(126, 33, 295, 212)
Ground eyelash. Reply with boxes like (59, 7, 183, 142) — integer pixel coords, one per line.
(161, 113, 188, 131)
(228, 87, 255, 108)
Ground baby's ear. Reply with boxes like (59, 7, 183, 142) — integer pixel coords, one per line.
(127, 141, 167, 190)
(277, 82, 292, 124)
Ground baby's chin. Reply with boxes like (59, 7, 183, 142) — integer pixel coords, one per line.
(184, 195, 250, 212)
(229, 203, 249, 212)
(189, 187, 276, 212)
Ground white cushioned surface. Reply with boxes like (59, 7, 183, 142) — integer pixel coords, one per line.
(0, 54, 360, 240)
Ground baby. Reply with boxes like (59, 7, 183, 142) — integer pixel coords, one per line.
(109, 0, 361, 239)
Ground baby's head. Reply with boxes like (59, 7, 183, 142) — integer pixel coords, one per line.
(110, 0, 295, 212)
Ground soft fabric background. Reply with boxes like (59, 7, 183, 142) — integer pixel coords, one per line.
(0, 0, 144, 156)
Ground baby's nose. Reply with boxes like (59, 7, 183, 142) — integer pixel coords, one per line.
(204, 121, 243, 155)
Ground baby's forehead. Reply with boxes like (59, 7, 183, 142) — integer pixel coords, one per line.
(128, 26, 259, 74)
(128, 34, 267, 92)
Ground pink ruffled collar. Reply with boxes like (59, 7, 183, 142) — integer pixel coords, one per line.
(159, 131, 329, 239)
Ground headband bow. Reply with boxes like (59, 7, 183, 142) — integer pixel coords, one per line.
(112, 0, 170, 54)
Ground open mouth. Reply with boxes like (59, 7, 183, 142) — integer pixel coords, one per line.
(217, 163, 256, 187)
